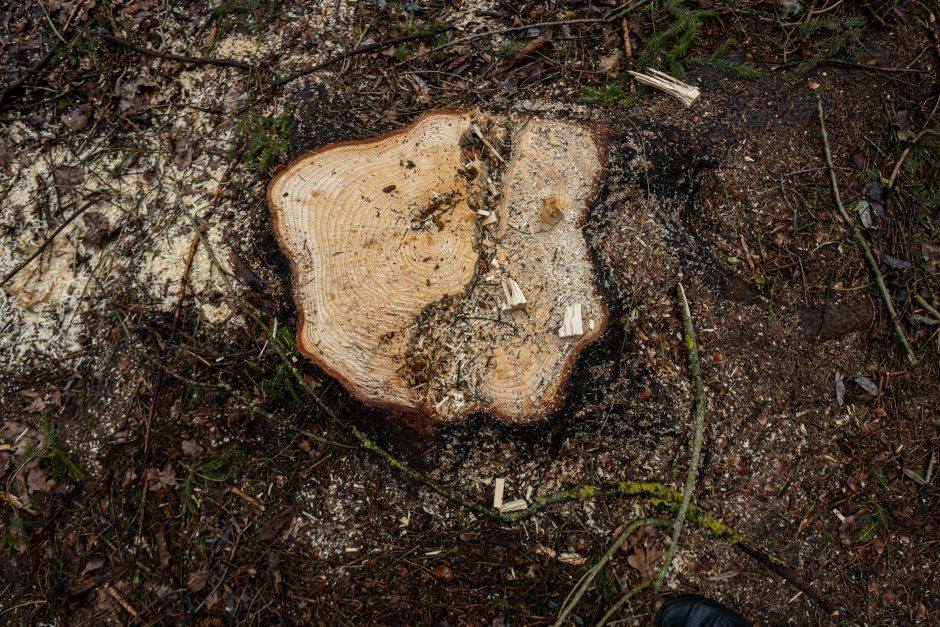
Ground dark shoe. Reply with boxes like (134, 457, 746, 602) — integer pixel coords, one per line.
(656, 595, 751, 627)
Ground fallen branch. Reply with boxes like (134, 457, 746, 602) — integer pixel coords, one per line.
(184, 195, 836, 616)
(816, 95, 917, 364)
(97, 31, 254, 70)
(655, 283, 705, 590)
(1, 194, 104, 288)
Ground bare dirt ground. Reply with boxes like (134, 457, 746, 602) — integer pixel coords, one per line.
(1, 1, 938, 625)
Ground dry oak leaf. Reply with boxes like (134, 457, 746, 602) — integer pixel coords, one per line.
(627, 546, 664, 581)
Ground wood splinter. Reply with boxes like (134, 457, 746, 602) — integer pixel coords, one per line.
(493, 477, 505, 509)
(628, 69, 700, 107)
(559, 303, 584, 338)
(499, 498, 528, 513)
(540, 185, 573, 230)
(501, 278, 527, 311)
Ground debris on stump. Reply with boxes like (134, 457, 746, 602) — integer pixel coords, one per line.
(269, 110, 608, 426)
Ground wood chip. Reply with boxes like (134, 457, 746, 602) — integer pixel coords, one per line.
(499, 498, 528, 513)
(559, 303, 583, 338)
(493, 477, 505, 509)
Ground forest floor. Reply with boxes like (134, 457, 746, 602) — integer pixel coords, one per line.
(1, 1, 939, 625)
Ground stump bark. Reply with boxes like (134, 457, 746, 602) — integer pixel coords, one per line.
(269, 110, 609, 426)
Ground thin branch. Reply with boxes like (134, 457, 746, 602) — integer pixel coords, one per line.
(595, 579, 653, 627)
(1, 195, 104, 288)
(655, 283, 705, 590)
(97, 31, 254, 70)
(816, 95, 917, 363)
(271, 26, 456, 88)
(553, 518, 671, 627)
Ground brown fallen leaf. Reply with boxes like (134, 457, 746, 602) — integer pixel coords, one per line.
(54, 166, 85, 190)
(256, 506, 296, 542)
(599, 50, 623, 76)
(186, 569, 209, 592)
(626, 545, 664, 581)
(81, 212, 112, 249)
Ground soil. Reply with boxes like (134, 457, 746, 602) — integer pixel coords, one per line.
(1, 2, 938, 626)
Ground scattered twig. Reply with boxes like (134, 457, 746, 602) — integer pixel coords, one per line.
(816, 95, 917, 364)
(418, 1, 650, 59)
(622, 17, 636, 93)
(104, 583, 139, 619)
(1, 194, 104, 288)
(655, 283, 705, 590)
(553, 518, 671, 627)
(97, 31, 253, 70)
(886, 128, 934, 190)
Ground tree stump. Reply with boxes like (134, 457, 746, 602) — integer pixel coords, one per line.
(269, 110, 609, 427)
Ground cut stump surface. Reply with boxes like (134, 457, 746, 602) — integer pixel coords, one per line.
(269, 110, 608, 425)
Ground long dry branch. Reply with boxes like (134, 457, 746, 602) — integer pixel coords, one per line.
(815, 95, 917, 364)
(97, 31, 254, 69)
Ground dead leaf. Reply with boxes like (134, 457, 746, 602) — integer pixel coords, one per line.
(256, 506, 295, 542)
(599, 50, 622, 76)
(505, 38, 550, 69)
(63, 103, 93, 131)
(835, 371, 845, 406)
(181, 439, 204, 458)
(853, 376, 878, 396)
(433, 564, 456, 581)
(186, 569, 209, 592)
(922, 243, 940, 274)
(54, 166, 85, 190)
(891, 110, 916, 141)
(117, 73, 161, 116)
(626, 545, 664, 581)
(172, 137, 198, 170)
(26, 465, 54, 494)
(228, 251, 267, 291)
(81, 212, 112, 249)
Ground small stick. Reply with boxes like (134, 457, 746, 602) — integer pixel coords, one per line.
(97, 31, 253, 69)
(104, 584, 139, 619)
(1, 195, 103, 288)
(621, 17, 635, 93)
(655, 283, 705, 590)
(886, 128, 932, 190)
(816, 95, 917, 363)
